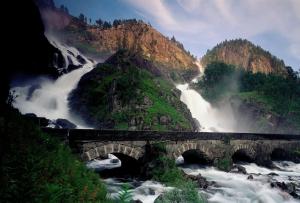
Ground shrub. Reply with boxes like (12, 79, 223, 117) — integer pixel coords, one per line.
(0, 109, 110, 202)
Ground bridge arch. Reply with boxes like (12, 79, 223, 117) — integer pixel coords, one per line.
(171, 142, 213, 163)
(232, 145, 256, 163)
(82, 144, 144, 161)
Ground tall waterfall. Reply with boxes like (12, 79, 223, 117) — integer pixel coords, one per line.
(10, 38, 95, 128)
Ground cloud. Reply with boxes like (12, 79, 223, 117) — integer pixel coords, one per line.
(123, 0, 300, 68)
(124, 0, 177, 27)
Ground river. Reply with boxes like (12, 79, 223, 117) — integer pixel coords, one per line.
(10, 41, 299, 202)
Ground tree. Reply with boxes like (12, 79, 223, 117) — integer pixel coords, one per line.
(78, 13, 85, 22)
(103, 21, 112, 29)
(96, 18, 103, 27)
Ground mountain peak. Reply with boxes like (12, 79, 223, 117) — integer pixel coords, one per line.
(201, 39, 287, 75)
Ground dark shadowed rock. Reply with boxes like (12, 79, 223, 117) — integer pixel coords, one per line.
(247, 175, 253, 180)
(55, 119, 76, 129)
(77, 55, 87, 64)
(185, 174, 214, 189)
(270, 182, 299, 199)
(231, 165, 247, 174)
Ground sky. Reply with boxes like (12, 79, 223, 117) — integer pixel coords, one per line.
(54, 0, 300, 71)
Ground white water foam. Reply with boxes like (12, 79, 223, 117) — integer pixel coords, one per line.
(10, 39, 95, 128)
(180, 163, 300, 203)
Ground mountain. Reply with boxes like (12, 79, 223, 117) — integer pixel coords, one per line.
(201, 39, 288, 75)
(69, 50, 197, 131)
(54, 17, 199, 81)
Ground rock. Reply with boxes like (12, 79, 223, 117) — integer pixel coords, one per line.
(67, 64, 82, 72)
(110, 159, 119, 163)
(143, 96, 153, 106)
(24, 113, 37, 117)
(268, 172, 279, 176)
(149, 188, 156, 195)
(247, 175, 253, 180)
(128, 126, 137, 130)
(185, 174, 213, 189)
(24, 114, 49, 127)
(134, 200, 143, 203)
(270, 182, 299, 198)
(159, 116, 169, 125)
(55, 119, 76, 129)
(77, 55, 87, 64)
(231, 165, 247, 174)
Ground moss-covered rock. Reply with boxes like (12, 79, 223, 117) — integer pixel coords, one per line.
(69, 50, 196, 131)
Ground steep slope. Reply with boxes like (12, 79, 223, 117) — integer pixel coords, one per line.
(69, 50, 196, 131)
(201, 39, 287, 75)
(56, 19, 199, 81)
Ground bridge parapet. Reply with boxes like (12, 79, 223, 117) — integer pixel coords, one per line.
(42, 128, 300, 165)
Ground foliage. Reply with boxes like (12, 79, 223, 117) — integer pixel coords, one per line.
(216, 157, 232, 172)
(114, 183, 133, 203)
(196, 62, 300, 131)
(0, 108, 110, 203)
(150, 145, 205, 203)
(155, 181, 205, 203)
(70, 51, 193, 130)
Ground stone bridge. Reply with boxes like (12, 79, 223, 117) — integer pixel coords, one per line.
(42, 128, 300, 166)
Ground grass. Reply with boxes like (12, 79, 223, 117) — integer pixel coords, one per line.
(71, 52, 193, 131)
(0, 108, 110, 203)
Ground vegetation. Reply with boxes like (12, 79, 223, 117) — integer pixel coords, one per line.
(70, 50, 193, 131)
(196, 62, 300, 131)
(0, 108, 110, 202)
(155, 181, 205, 203)
(215, 157, 232, 172)
(150, 143, 205, 203)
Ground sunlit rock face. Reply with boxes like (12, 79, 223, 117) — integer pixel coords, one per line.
(201, 39, 287, 75)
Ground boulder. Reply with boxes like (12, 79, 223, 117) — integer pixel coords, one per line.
(247, 175, 253, 180)
(55, 119, 76, 129)
(270, 182, 299, 199)
(185, 174, 214, 189)
(230, 165, 247, 174)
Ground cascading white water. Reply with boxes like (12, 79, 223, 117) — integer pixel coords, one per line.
(180, 162, 300, 203)
(10, 38, 95, 128)
(176, 62, 237, 132)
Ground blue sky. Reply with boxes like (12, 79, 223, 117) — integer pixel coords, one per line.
(54, 0, 300, 71)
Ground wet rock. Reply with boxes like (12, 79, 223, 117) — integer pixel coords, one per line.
(185, 174, 213, 189)
(247, 175, 253, 180)
(268, 172, 279, 176)
(149, 188, 156, 195)
(55, 118, 76, 129)
(77, 55, 87, 64)
(24, 113, 37, 117)
(110, 159, 119, 163)
(134, 200, 143, 203)
(67, 64, 82, 72)
(270, 182, 299, 199)
(231, 165, 247, 174)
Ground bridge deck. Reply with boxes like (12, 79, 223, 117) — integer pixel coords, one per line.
(42, 128, 300, 142)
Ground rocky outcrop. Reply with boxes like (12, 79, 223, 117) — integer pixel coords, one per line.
(69, 50, 196, 131)
(57, 19, 199, 81)
(201, 39, 287, 75)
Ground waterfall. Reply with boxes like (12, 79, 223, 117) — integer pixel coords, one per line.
(10, 38, 95, 128)
(176, 62, 237, 132)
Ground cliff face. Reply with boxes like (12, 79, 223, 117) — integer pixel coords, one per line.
(58, 20, 199, 81)
(201, 39, 287, 75)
